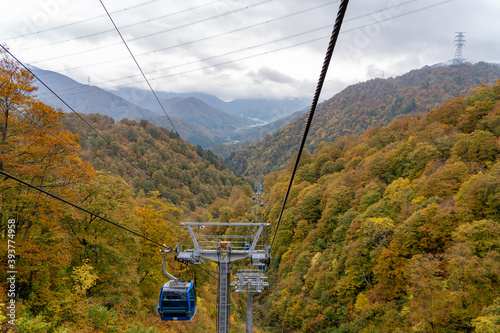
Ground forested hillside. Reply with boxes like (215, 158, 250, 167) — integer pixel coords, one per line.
(3, 43, 500, 332)
(0, 50, 256, 332)
(61, 113, 249, 217)
(254, 80, 500, 332)
(227, 62, 500, 181)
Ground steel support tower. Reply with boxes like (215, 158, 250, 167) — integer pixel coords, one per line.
(218, 243, 231, 332)
(176, 222, 271, 333)
(232, 270, 269, 333)
(453, 32, 466, 64)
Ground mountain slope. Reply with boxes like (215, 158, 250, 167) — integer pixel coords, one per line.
(61, 113, 249, 211)
(255, 79, 500, 332)
(226, 62, 500, 181)
(28, 67, 263, 148)
(30, 66, 157, 120)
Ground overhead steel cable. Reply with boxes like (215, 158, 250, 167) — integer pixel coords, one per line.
(27, 0, 369, 67)
(99, 0, 177, 133)
(0, 169, 173, 251)
(26, 0, 429, 84)
(144, 0, 452, 83)
(76, 26, 333, 89)
(270, 0, 349, 251)
(101, 0, 224, 37)
(19, 0, 224, 54)
(135, 0, 339, 53)
(127, 0, 430, 78)
(0, 44, 161, 193)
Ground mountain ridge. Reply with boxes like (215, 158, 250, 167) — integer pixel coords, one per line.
(226, 62, 500, 181)
(109, 86, 310, 122)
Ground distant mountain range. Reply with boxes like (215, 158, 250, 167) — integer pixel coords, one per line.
(110, 87, 310, 123)
(28, 66, 309, 148)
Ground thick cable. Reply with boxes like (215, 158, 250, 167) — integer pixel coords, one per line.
(270, 0, 349, 250)
(99, 0, 177, 133)
(0, 169, 173, 250)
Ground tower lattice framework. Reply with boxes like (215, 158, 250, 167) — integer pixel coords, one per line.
(453, 32, 466, 64)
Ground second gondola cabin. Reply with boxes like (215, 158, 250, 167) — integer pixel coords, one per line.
(156, 280, 197, 321)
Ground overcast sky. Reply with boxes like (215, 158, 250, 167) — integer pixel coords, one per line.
(1, 0, 499, 101)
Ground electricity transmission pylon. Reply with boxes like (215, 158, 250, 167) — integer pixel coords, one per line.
(453, 32, 466, 64)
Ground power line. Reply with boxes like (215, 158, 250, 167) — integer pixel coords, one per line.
(99, 0, 177, 133)
(4, 0, 451, 111)
(270, 0, 350, 251)
(26, 0, 368, 77)
(12, 0, 437, 95)
(4, 0, 452, 111)
(126, 0, 273, 43)
(0, 0, 163, 40)
(62, 0, 443, 91)
(11, 0, 221, 51)
(60, 0, 340, 74)
(467, 38, 499, 59)
(0, 169, 173, 250)
(142, 0, 451, 83)
(85, 24, 333, 88)
(25, 0, 268, 63)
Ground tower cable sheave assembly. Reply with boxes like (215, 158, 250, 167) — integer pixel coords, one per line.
(270, 0, 350, 251)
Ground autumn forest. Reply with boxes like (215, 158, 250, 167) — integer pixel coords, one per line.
(1, 45, 500, 333)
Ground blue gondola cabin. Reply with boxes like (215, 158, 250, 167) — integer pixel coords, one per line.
(156, 280, 197, 321)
